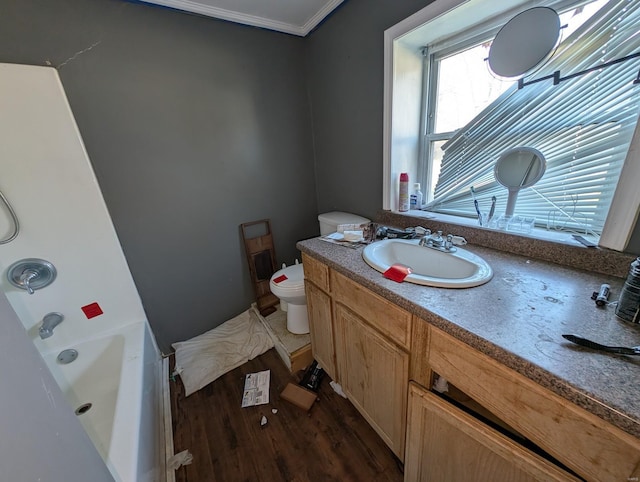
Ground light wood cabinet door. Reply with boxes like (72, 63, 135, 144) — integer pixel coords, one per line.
(404, 383, 578, 482)
(427, 326, 640, 482)
(334, 303, 409, 460)
(305, 280, 337, 380)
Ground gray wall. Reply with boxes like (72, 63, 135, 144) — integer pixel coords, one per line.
(0, 0, 319, 352)
(627, 222, 640, 254)
(0, 291, 114, 481)
(306, 0, 435, 221)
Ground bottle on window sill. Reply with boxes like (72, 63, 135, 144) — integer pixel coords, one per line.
(410, 182, 423, 210)
(399, 173, 410, 212)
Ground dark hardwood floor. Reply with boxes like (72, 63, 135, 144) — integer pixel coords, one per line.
(170, 348, 403, 482)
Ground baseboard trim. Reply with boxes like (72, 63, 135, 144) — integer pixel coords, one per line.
(162, 356, 176, 482)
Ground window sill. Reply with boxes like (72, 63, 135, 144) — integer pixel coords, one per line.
(400, 210, 590, 247)
(377, 209, 635, 278)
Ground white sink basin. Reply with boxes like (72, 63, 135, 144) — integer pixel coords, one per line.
(362, 238, 493, 288)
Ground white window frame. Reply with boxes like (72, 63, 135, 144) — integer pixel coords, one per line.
(383, 0, 640, 251)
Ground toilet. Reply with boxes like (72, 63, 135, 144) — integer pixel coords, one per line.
(269, 211, 371, 334)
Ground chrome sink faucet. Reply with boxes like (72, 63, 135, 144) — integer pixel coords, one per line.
(39, 312, 64, 339)
(419, 230, 458, 252)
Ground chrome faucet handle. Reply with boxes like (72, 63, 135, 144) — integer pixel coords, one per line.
(418, 228, 432, 246)
(429, 230, 443, 247)
(445, 234, 454, 250)
(8, 258, 57, 295)
(19, 269, 39, 295)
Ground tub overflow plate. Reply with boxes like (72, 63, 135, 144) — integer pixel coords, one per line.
(57, 349, 78, 364)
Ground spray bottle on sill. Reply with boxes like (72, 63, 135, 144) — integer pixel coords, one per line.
(399, 173, 410, 212)
(410, 183, 423, 210)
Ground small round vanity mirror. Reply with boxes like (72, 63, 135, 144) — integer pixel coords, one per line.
(488, 7, 561, 79)
(494, 147, 546, 216)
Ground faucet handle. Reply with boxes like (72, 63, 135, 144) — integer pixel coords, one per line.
(444, 234, 454, 250)
(450, 235, 467, 246)
(19, 269, 39, 295)
(8, 259, 57, 295)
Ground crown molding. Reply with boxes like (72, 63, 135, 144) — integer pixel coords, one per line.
(300, 0, 343, 35)
(141, 0, 343, 36)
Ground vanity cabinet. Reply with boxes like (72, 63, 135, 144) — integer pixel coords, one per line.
(303, 254, 337, 380)
(302, 252, 640, 481)
(405, 383, 576, 481)
(302, 254, 410, 460)
(408, 322, 640, 482)
(334, 303, 409, 458)
(305, 281, 336, 379)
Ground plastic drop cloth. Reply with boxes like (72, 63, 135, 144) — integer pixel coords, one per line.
(172, 308, 274, 396)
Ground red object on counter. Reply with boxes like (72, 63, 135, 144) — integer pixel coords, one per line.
(383, 264, 412, 282)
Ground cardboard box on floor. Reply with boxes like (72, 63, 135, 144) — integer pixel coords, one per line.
(280, 383, 317, 411)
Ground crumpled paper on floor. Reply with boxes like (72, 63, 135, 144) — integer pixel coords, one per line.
(168, 449, 193, 470)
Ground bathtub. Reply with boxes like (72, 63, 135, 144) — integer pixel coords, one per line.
(42, 320, 168, 482)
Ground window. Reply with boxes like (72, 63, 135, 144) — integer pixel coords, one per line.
(422, 39, 513, 202)
(425, 0, 640, 240)
(384, 0, 640, 250)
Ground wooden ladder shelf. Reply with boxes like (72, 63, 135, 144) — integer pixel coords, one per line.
(240, 219, 279, 316)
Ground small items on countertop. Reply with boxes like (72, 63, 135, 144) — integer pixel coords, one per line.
(591, 283, 610, 307)
(615, 257, 640, 323)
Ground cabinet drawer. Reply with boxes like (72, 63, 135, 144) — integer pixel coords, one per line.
(302, 253, 330, 293)
(332, 269, 412, 350)
(428, 326, 640, 482)
(405, 384, 578, 482)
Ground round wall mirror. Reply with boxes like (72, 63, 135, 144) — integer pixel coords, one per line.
(494, 147, 546, 216)
(488, 7, 561, 80)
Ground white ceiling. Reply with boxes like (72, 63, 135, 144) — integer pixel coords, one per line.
(141, 0, 344, 36)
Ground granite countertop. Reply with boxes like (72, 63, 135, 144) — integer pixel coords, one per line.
(296, 235, 640, 440)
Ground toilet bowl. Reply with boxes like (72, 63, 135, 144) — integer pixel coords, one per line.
(270, 263, 309, 334)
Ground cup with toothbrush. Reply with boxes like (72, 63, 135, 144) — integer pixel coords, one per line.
(470, 187, 497, 228)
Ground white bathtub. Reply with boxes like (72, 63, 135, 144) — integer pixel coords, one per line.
(42, 320, 167, 482)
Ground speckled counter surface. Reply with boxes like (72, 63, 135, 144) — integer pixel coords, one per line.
(296, 236, 640, 440)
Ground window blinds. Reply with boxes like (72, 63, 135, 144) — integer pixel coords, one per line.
(428, 0, 640, 236)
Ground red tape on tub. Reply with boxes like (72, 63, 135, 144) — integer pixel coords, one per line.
(273, 274, 288, 283)
(81, 302, 104, 319)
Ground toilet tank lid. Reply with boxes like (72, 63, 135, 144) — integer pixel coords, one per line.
(317, 211, 370, 225)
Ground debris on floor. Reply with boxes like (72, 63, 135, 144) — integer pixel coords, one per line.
(172, 308, 274, 396)
(329, 381, 347, 399)
(299, 360, 325, 392)
(241, 369, 271, 407)
(167, 449, 193, 470)
(280, 382, 318, 411)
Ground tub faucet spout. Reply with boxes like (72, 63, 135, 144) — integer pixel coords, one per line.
(39, 312, 64, 339)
